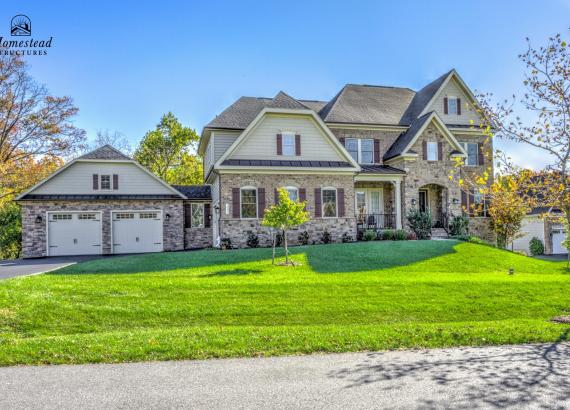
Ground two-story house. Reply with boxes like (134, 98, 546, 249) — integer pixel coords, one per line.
(200, 69, 493, 247)
(17, 69, 493, 257)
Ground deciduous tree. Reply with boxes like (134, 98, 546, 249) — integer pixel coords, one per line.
(134, 112, 202, 184)
(262, 188, 310, 265)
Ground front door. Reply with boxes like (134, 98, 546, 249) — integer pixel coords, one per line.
(419, 189, 428, 213)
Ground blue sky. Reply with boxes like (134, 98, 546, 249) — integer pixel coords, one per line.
(4, 1, 569, 168)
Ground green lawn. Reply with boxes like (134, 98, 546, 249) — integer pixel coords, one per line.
(0, 240, 569, 366)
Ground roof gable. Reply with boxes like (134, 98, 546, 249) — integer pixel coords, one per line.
(77, 144, 131, 160)
(384, 112, 466, 160)
(215, 108, 360, 170)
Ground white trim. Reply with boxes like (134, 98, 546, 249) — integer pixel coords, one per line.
(214, 108, 361, 170)
(283, 186, 299, 201)
(217, 166, 357, 175)
(321, 186, 338, 218)
(46, 210, 103, 257)
(110, 209, 164, 254)
(240, 186, 258, 219)
(327, 123, 409, 132)
(354, 174, 404, 182)
(16, 158, 187, 200)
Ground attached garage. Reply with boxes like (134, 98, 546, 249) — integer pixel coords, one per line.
(112, 210, 163, 254)
(47, 212, 102, 256)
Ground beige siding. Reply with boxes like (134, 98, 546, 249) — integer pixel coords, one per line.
(213, 132, 239, 162)
(204, 139, 214, 176)
(229, 114, 346, 161)
(511, 216, 545, 254)
(33, 162, 175, 195)
(427, 78, 483, 125)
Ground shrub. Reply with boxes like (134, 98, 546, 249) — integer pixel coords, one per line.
(363, 229, 376, 241)
(406, 208, 432, 240)
(298, 230, 310, 245)
(0, 203, 21, 259)
(246, 232, 259, 248)
(342, 232, 354, 243)
(382, 230, 394, 240)
(455, 235, 495, 247)
(394, 229, 407, 240)
(449, 215, 469, 237)
(220, 237, 232, 249)
(529, 237, 545, 256)
(321, 230, 332, 244)
(406, 231, 417, 240)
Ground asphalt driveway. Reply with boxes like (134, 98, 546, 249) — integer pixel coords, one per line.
(0, 338, 568, 409)
(0, 256, 101, 280)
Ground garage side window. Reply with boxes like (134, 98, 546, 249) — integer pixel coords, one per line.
(191, 204, 204, 228)
(52, 214, 72, 221)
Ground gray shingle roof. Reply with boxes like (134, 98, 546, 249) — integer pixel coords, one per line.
(400, 70, 451, 124)
(20, 194, 182, 200)
(171, 185, 211, 200)
(77, 144, 131, 160)
(383, 112, 433, 160)
(221, 159, 353, 168)
(319, 84, 416, 125)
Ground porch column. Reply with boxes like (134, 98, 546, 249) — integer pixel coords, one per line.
(394, 180, 402, 229)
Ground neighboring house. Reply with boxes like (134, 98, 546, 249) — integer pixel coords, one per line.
(18, 69, 494, 257)
(511, 207, 567, 255)
(17, 145, 212, 257)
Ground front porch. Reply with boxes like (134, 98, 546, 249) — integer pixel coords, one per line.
(354, 176, 402, 238)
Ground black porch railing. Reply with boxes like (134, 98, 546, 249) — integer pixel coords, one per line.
(356, 213, 397, 234)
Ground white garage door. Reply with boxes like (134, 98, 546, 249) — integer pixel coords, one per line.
(112, 211, 163, 254)
(48, 212, 102, 256)
(552, 228, 567, 254)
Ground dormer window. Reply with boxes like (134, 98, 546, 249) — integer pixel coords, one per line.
(100, 175, 111, 190)
(282, 133, 295, 156)
(445, 96, 461, 115)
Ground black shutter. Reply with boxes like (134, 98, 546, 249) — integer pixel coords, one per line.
(339, 137, 345, 146)
(274, 188, 279, 204)
(461, 190, 467, 215)
(204, 203, 211, 228)
(437, 142, 443, 161)
(295, 134, 301, 156)
(258, 188, 266, 218)
(314, 188, 322, 217)
(299, 188, 306, 202)
(92, 174, 99, 190)
(478, 143, 485, 166)
(373, 139, 380, 164)
(468, 189, 475, 217)
(184, 204, 192, 228)
(276, 134, 282, 155)
(444, 97, 449, 114)
(422, 141, 428, 160)
(113, 174, 119, 190)
(338, 188, 345, 217)
(457, 98, 461, 115)
(232, 188, 240, 218)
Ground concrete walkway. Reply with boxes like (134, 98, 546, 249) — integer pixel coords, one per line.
(1, 338, 569, 409)
(0, 256, 100, 280)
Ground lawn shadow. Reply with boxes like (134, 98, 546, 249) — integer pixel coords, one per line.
(300, 240, 459, 273)
(201, 268, 262, 278)
(50, 248, 275, 275)
(327, 329, 570, 408)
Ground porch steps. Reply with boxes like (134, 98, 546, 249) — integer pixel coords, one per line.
(431, 228, 449, 240)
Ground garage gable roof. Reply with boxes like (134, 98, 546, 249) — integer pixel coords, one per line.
(16, 145, 187, 200)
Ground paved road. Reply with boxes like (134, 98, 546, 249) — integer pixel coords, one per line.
(0, 256, 100, 279)
(1, 338, 569, 409)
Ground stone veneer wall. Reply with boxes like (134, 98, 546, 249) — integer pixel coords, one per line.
(468, 217, 495, 243)
(218, 173, 356, 248)
(20, 200, 184, 258)
(184, 227, 213, 249)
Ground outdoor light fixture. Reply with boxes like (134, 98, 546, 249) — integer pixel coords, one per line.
(35, 215, 42, 224)
(452, 198, 459, 205)
(411, 198, 417, 206)
(165, 213, 171, 221)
